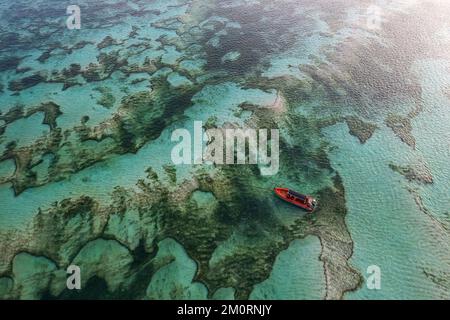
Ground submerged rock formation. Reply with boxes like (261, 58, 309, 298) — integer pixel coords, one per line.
(345, 116, 378, 144)
(385, 113, 416, 149)
(389, 163, 434, 185)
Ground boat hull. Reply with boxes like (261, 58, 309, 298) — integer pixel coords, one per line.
(274, 188, 315, 212)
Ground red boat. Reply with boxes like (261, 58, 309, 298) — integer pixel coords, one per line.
(274, 188, 317, 212)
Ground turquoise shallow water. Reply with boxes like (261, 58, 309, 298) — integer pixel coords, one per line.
(250, 236, 325, 300)
(147, 238, 208, 300)
(325, 124, 450, 299)
(412, 60, 450, 220)
(321, 58, 450, 299)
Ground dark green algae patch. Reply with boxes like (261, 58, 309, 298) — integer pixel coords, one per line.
(0, 68, 363, 300)
(0, 160, 361, 300)
(0, 75, 200, 195)
(0, 86, 362, 299)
